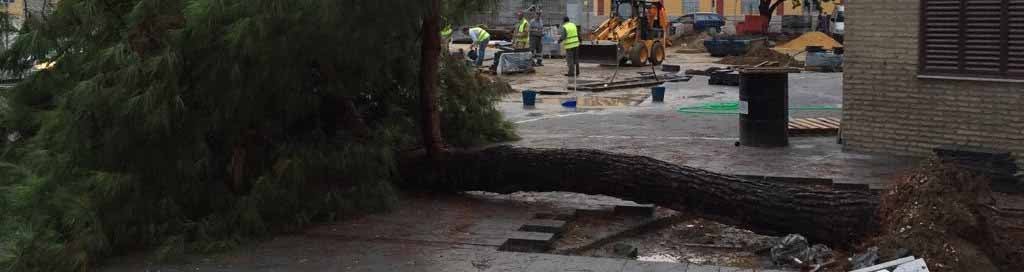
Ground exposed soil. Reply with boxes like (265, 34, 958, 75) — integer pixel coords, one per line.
(674, 33, 710, 54)
(552, 208, 785, 269)
(861, 161, 1024, 272)
(717, 47, 803, 67)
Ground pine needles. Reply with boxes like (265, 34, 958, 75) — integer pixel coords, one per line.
(0, 0, 514, 271)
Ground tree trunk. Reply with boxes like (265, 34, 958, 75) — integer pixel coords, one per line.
(400, 146, 880, 247)
(420, 0, 445, 160)
(759, 0, 786, 23)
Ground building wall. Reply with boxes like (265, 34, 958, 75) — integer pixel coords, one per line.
(842, 0, 1024, 166)
(0, 0, 56, 25)
(1, 0, 27, 26)
(467, 0, 568, 29)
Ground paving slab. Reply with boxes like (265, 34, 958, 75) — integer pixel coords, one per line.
(504, 69, 915, 188)
(623, 260, 688, 272)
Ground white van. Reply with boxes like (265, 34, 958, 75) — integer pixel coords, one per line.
(832, 6, 845, 43)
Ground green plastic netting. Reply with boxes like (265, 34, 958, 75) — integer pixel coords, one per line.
(677, 101, 841, 115)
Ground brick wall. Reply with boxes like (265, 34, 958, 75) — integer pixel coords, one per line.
(842, 0, 1024, 167)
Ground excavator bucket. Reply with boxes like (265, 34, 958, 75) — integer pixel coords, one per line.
(578, 41, 621, 65)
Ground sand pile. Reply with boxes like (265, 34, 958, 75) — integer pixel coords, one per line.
(775, 31, 842, 50)
(863, 161, 1024, 272)
(716, 47, 803, 67)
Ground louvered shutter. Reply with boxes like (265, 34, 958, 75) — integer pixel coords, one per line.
(1008, 0, 1024, 76)
(921, 0, 1024, 78)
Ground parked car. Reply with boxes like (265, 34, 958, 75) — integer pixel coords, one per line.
(830, 6, 845, 43)
(671, 12, 726, 35)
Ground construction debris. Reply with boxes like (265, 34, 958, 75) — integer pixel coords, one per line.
(685, 67, 726, 76)
(849, 256, 925, 272)
(769, 234, 833, 268)
(717, 47, 803, 67)
(674, 32, 710, 54)
(933, 145, 1021, 193)
(571, 74, 692, 92)
(865, 161, 1024, 272)
(850, 246, 881, 270)
(494, 51, 535, 75)
(708, 69, 739, 86)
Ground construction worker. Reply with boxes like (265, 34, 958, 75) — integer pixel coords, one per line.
(441, 17, 453, 51)
(513, 12, 531, 49)
(558, 17, 580, 77)
(464, 26, 490, 67)
(529, 10, 545, 66)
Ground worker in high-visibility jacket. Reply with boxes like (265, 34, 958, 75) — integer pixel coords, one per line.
(512, 12, 531, 49)
(440, 17, 453, 51)
(558, 17, 580, 77)
(464, 26, 491, 67)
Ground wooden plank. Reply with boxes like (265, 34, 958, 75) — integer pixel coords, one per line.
(792, 119, 827, 129)
(804, 119, 837, 129)
(817, 118, 842, 126)
(788, 121, 812, 130)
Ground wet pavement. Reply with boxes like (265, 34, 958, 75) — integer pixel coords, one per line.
(501, 54, 915, 188)
(101, 195, 787, 272)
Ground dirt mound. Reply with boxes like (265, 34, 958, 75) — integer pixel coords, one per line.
(866, 161, 1024, 272)
(716, 47, 803, 67)
(674, 33, 710, 53)
(775, 31, 841, 50)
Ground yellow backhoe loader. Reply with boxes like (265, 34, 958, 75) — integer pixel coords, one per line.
(580, 0, 670, 66)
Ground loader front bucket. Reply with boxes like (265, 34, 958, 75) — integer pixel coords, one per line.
(578, 41, 621, 65)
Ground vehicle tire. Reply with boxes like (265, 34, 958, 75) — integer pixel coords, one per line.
(629, 42, 649, 67)
(649, 42, 666, 66)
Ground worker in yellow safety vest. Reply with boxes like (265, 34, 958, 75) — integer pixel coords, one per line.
(558, 17, 580, 77)
(464, 26, 491, 67)
(441, 17, 453, 51)
(513, 12, 531, 49)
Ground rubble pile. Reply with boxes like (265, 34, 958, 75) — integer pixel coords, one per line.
(865, 161, 1024, 272)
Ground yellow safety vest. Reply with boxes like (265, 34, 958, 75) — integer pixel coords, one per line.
(441, 24, 453, 40)
(517, 19, 529, 33)
(562, 22, 580, 50)
(471, 27, 490, 43)
(441, 17, 453, 40)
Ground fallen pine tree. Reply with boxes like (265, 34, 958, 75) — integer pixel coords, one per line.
(400, 146, 881, 247)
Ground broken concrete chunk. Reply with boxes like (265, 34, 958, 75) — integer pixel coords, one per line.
(849, 256, 917, 272)
(892, 259, 929, 272)
(850, 246, 880, 270)
(769, 234, 833, 267)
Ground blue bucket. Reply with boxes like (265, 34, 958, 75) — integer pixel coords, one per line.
(522, 90, 538, 106)
(651, 86, 666, 103)
(561, 100, 577, 108)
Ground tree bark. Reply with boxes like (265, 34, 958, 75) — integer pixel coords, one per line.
(759, 0, 787, 23)
(420, 0, 445, 160)
(400, 146, 880, 247)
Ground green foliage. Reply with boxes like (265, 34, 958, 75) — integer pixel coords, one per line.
(0, 0, 514, 271)
(439, 57, 518, 146)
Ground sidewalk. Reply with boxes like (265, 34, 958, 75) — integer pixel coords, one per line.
(100, 195, 788, 272)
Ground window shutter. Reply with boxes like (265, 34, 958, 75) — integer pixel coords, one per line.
(921, 0, 962, 73)
(922, 0, 1024, 78)
(1008, 0, 1024, 75)
(962, 0, 1003, 73)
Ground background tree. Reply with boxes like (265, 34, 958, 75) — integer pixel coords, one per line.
(759, 0, 832, 22)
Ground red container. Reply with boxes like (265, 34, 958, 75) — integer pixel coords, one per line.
(736, 15, 769, 35)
